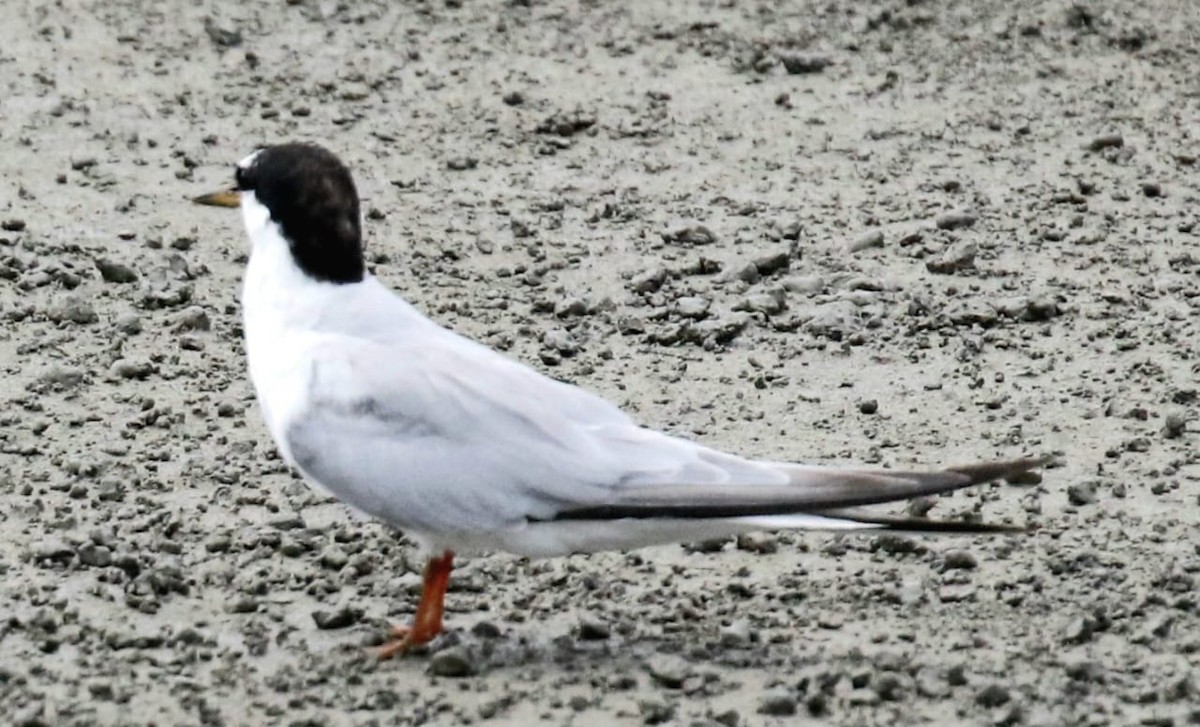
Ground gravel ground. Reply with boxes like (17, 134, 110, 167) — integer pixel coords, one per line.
(2, 1, 1199, 725)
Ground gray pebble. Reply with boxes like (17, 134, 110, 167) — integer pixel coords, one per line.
(115, 314, 143, 335)
(943, 550, 978, 570)
(975, 684, 1010, 707)
(429, 646, 478, 677)
(719, 619, 751, 648)
(1163, 412, 1188, 439)
(782, 275, 825, 294)
(926, 243, 977, 274)
(310, 605, 362, 630)
(110, 358, 154, 380)
(630, 267, 668, 294)
(173, 306, 212, 333)
(757, 688, 797, 716)
(859, 399, 879, 415)
(542, 328, 579, 355)
(95, 257, 138, 284)
(1087, 133, 1124, 151)
(779, 53, 832, 75)
(936, 211, 978, 230)
(638, 697, 675, 725)
(661, 223, 716, 246)
(1067, 482, 1097, 506)
(578, 614, 611, 641)
(647, 654, 690, 689)
(47, 295, 98, 325)
(735, 532, 777, 554)
(675, 297, 711, 319)
(848, 230, 885, 253)
(38, 366, 86, 390)
(752, 250, 790, 275)
(737, 291, 785, 316)
(554, 297, 588, 318)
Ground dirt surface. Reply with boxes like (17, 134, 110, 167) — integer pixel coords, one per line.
(2, 0, 1199, 725)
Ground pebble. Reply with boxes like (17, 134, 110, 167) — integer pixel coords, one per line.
(943, 550, 978, 570)
(310, 605, 361, 630)
(859, 399, 879, 415)
(1087, 133, 1124, 151)
(647, 654, 690, 689)
(936, 211, 978, 230)
(95, 257, 138, 283)
(737, 291, 785, 316)
(779, 53, 832, 75)
(1163, 413, 1187, 439)
(782, 275, 825, 294)
(661, 223, 717, 246)
(975, 684, 1011, 707)
(47, 296, 99, 325)
(578, 614, 611, 641)
(542, 328, 579, 356)
(848, 230, 885, 253)
(752, 250, 790, 275)
(719, 619, 751, 648)
(2, 218, 26, 232)
(115, 314, 143, 334)
(110, 358, 154, 380)
(630, 267, 668, 294)
(38, 366, 86, 390)
(1067, 482, 1097, 506)
(675, 297, 711, 319)
(735, 532, 777, 554)
(173, 306, 212, 332)
(757, 688, 797, 716)
(926, 243, 977, 274)
(428, 646, 477, 677)
(638, 697, 675, 725)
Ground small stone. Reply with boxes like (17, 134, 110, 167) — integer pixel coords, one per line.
(116, 314, 143, 335)
(173, 306, 211, 333)
(936, 211, 978, 230)
(311, 605, 361, 630)
(1087, 133, 1124, 151)
(719, 619, 751, 648)
(95, 258, 138, 283)
(662, 223, 716, 246)
(1142, 182, 1164, 198)
(926, 243, 977, 274)
(48, 295, 99, 325)
(638, 697, 675, 725)
(110, 358, 154, 380)
(782, 275, 824, 294)
(554, 297, 588, 318)
(429, 646, 477, 677)
(943, 550, 978, 570)
(1067, 482, 1097, 506)
(737, 291, 785, 316)
(37, 366, 86, 390)
(848, 230, 885, 253)
(859, 399, 878, 415)
(502, 91, 524, 106)
(1163, 413, 1188, 439)
(78, 544, 113, 568)
(630, 267, 668, 294)
(752, 250, 790, 275)
(646, 654, 690, 689)
(471, 621, 502, 639)
(445, 156, 477, 171)
(2, 219, 26, 232)
(757, 688, 797, 716)
(675, 297, 711, 320)
(735, 532, 777, 554)
(542, 328, 579, 356)
(780, 53, 832, 75)
(975, 684, 1011, 708)
(578, 614, 611, 641)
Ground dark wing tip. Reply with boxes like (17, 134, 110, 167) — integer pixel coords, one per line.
(945, 454, 1056, 486)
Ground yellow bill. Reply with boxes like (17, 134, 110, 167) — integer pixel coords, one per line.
(192, 187, 241, 208)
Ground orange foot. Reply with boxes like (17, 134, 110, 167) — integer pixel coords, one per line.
(378, 550, 454, 661)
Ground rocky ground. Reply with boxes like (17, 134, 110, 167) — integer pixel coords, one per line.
(2, 0, 1199, 725)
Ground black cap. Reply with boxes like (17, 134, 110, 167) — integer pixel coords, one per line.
(236, 143, 364, 284)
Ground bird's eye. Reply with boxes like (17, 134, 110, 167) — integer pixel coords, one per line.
(235, 167, 250, 190)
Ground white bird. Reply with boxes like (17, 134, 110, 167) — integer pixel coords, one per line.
(194, 142, 1047, 659)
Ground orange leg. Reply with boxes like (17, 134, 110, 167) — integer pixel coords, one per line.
(378, 550, 454, 660)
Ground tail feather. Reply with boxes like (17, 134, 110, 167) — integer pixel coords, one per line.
(549, 455, 1050, 522)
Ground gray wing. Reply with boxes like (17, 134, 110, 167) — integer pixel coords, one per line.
(284, 332, 1044, 537)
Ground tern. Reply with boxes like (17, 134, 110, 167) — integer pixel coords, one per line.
(194, 142, 1046, 658)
